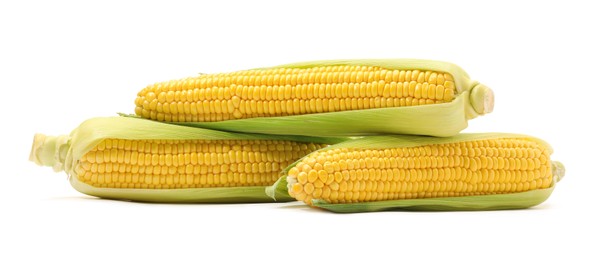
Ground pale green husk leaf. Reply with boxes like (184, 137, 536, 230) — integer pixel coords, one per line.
(312, 185, 555, 213)
(71, 176, 292, 203)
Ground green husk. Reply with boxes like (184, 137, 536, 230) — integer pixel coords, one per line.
(168, 59, 494, 137)
(311, 186, 555, 213)
(71, 177, 292, 203)
(29, 116, 347, 203)
(266, 134, 564, 212)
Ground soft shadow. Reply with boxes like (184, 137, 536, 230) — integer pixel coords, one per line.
(275, 202, 337, 213)
(45, 196, 554, 213)
(45, 196, 256, 206)
(278, 202, 307, 209)
(46, 196, 102, 202)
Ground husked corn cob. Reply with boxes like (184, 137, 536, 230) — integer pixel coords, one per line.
(75, 139, 321, 189)
(136, 66, 457, 121)
(29, 117, 342, 203)
(267, 134, 564, 212)
(132, 59, 494, 137)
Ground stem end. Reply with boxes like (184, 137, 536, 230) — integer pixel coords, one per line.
(29, 133, 69, 172)
(470, 83, 494, 115)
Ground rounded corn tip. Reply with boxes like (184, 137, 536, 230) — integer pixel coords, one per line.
(551, 161, 565, 182)
(29, 133, 47, 165)
(469, 83, 494, 115)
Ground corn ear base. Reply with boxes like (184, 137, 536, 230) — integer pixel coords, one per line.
(166, 59, 493, 137)
(30, 117, 346, 203)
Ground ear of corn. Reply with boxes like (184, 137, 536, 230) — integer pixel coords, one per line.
(133, 59, 494, 137)
(29, 117, 346, 203)
(266, 134, 564, 212)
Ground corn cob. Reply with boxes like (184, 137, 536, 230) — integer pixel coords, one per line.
(267, 134, 564, 212)
(133, 59, 494, 137)
(29, 117, 344, 203)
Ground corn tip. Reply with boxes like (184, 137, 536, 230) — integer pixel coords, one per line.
(29, 133, 47, 165)
(551, 161, 565, 183)
(29, 133, 69, 172)
(469, 83, 494, 115)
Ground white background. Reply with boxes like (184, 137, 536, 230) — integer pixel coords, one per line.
(1, 0, 587, 259)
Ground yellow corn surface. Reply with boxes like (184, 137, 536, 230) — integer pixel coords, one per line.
(75, 138, 325, 189)
(287, 137, 553, 205)
(134, 65, 457, 122)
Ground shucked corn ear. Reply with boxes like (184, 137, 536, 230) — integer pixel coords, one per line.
(29, 117, 345, 203)
(133, 59, 494, 137)
(267, 134, 564, 212)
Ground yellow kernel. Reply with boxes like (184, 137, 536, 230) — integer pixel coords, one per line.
(297, 172, 308, 184)
(307, 170, 318, 183)
(304, 183, 315, 194)
(291, 183, 303, 194)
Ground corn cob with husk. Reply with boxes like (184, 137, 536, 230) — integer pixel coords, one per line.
(267, 134, 564, 212)
(132, 59, 494, 137)
(29, 117, 345, 203)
